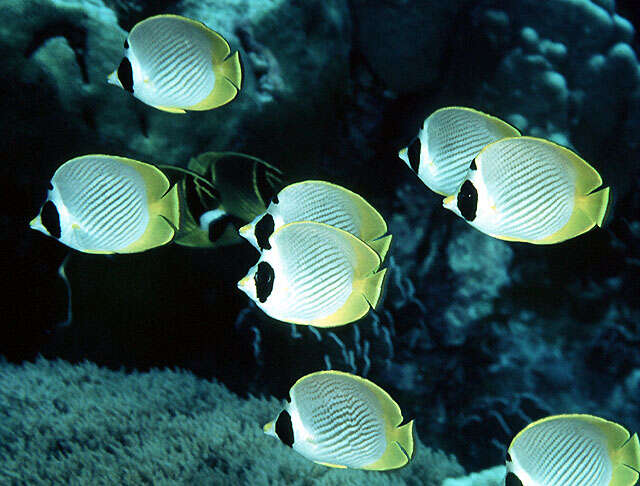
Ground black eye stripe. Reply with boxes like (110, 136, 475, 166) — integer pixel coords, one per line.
(506, 451, 512, 462)
(275, 410, 294, 448)
(407, 138, 421, 173)
(41, 201, 61, 239)
(470, 159, 477, 170)
(117, 57, 134, 93)
(255, 214, 274, 250)
(124, 38, 129, 49)
(255, 261, 275, 303)
(457, 180, 478, 222)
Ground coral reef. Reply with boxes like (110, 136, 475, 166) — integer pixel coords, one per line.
(0, 358, 464, 485)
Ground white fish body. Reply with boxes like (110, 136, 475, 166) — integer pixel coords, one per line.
(399, 106, 520, 196)
(239, 180, 391, 260)
(443, 137, 610, 244)
(506, 414, 640, 486)
(263, 371, 414, 470)
(30, 155, 179, 254)
(237, 221, 386, 327)
(108, 14, 241, 113)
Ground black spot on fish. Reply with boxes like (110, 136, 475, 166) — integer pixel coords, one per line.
(470, 159, 477, 170)
(256, 165, 277, 206)
(505, 472, 523, 486)
(505, 451, 512, 462)
(407, 138, 421, 173)
(457, 180, 478, 222)
(255, 214, 274, 250)
(255, 261, 275, 303)
(209, 215, 230, 243)
(275, 410, 294, 448)
(124, 38, 129, 49)
(117, 57, 134, 93)
(41, 201, 61, 239)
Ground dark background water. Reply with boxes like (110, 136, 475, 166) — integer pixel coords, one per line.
(1, 0, 639, 472)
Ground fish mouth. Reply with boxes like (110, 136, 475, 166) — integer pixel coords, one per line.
(443, 195, 455, 208)
(237, 275, 250, 289)
(29, 214, 43, 230)
(107, 70, 120, 86)
(238, 224, 252, 238)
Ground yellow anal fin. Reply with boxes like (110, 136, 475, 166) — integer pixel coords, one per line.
(367, 234, 392, 262)
(152, 105, 187, 114)
(189, 52, 242, 111)
(360, 267, 387, 309)
(611, 464, 639, 486)
(307, 292, 370, 328)
(314, 461, 347, 469)
(121, 184, 180, 253)
(615, 432, 640, 472)
(363, 421, 414, 471)
(536, 186, 610, 245)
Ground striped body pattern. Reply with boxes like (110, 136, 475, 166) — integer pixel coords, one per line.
(273, 182, 364, 238)
(290, 372, 387, 468)
(53, 156, 149, 252)
(128, 16, 216, 109)
(403, 107, 519, 196)
(510, 417, 612, 486)
(477, 137, 575, 241)
(262, 223, 356, 322)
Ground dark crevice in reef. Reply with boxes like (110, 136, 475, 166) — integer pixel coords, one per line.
(25, 22, 89, 84)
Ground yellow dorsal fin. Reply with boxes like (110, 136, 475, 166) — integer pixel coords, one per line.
(296, 180, 388, 242)
(367, 234, 392, 262)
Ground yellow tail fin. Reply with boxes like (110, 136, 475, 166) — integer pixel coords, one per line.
(617, 432, 640, 470)
(361, 268, 387, 309)
(582, 186, 610, 227)
(219, 51, 242, 89)
(367, 235, 392, 262)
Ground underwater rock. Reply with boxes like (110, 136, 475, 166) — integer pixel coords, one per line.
(0, 358, 464, 485)
(472, 0, 640, 193)
(350, 0, 471, 93)
(442, 465, 506, 486)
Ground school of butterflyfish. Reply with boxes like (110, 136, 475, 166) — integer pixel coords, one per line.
(27, 12, 639, 483)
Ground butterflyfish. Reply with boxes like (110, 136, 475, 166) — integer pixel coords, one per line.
(263, 370, 414, 470)
(505, 414, 640, 486)
(443, 136, 611, 244)
(237, 221, 386, 327)
(169, 152, 282, 248)
(239, 180, 392, 261)
(398, 106, 520, 196)
(30, 155, 179, 254)
(108, 14, 242, 113)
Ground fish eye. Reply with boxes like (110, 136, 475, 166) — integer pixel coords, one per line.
(41, 201, 61, 239)
(255, 214, 274, 250)
(407, 137, 421, 173)
(505, 472, 523, 486)
(124, 38, 129, 49)
(275, 410, 294, 448)
(255, 261, 275, 303)
(117, 57, 134, 93)
(457, 180, 478, 222)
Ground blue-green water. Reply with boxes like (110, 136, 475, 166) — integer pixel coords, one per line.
(1, 0, 639, 484)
